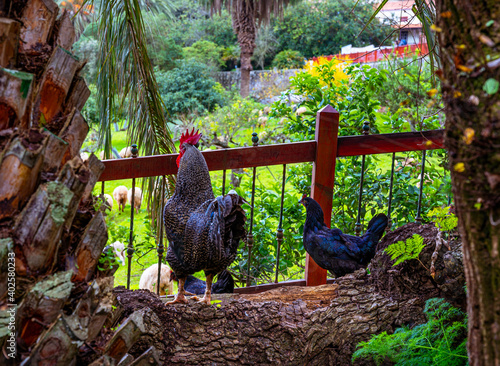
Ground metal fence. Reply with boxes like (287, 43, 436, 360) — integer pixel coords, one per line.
(98, 105, 445, 294)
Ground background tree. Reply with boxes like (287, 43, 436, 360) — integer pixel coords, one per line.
(206, 0, 297, 98)
(435, 1, 500, 364)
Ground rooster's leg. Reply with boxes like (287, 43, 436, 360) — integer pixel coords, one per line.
(165, 277, 189, 305)
(197, 273, 214, 305)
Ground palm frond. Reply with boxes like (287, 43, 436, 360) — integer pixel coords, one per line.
(87, 0, 177, 223)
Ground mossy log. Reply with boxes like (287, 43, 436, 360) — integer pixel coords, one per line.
(109, 224, 465, 366)
(0, 18, 21, 68)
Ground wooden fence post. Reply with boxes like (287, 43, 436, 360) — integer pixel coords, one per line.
(305, 105, 340, 286)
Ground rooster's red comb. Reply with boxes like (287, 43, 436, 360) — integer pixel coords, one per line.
(302, 193, 308, 199)
(179, 128, 202, 146)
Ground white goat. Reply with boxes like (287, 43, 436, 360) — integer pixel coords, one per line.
(139, 264, 174, 296)
(111, 241, 126, 265)
(127, 187, 142, 214)
(113, 186, 128, 212)
(119, 146, 133, 158)
(103, 193, 113, 211)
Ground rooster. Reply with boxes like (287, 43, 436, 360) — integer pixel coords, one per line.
(299, 195, 388, 277)
(164, 129, 246, 305)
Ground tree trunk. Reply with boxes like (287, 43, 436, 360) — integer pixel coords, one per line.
(232, 0, 256, 98)
(436, 1, 500, 365)
(0, 2, 157, 365)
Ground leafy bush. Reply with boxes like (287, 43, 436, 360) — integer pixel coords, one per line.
(196, 95, 264, 148)
(377, 55, 444, 131)
(156, 59, 225, 116)
(253, 25, 278, 70)
(352, 298, 468, 366)
(183, 40, 225, 69)
(272, 50, 304, 69)
(273, 0, 393, 59)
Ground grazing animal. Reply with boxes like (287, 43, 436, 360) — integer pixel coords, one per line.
(113, 186, 128, 212)
(171, 270, 235, 295)
(300, 195, 388, 277)
(111, 241, 125, 265)
(119, 146, 133, 158)
(127, 187, 142, 214)
(103, 194, 113, 211)
(139, 263, 174, 296)
(164, 129, 246, 305)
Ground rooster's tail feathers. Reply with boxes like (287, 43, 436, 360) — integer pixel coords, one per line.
(213, 270, 235, 293)
(366, 213, 389, 238)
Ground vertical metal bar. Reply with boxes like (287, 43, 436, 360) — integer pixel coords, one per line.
(246, 132, 259, 287)
(386, 152, 396, 231)
(101, 181, 105, 196)
(355, 121, 370, 236)
(127, 144, 138, 290)
(222, 169, 226, 195)
(274, 164, 286, 283)
(156, 175, 166, 295)
(416, 150, 426, 223)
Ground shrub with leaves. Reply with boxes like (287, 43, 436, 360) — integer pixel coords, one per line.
(352, 298, 468, 366)
(272, 50, 305, 69)
(156, 59, 225, 116)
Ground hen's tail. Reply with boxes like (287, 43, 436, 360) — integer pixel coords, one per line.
(365, 213, 389, 245)
(212, 270, 235, 294)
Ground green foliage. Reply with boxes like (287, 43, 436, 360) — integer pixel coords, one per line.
(385, 234, 426, 266)
(376, 55, 443, 131)
(229, 178, 306, 284)
(352, 298, 468, 366)
(73, 31, 99, 83)
(427, 206, 458, 232)
(196, 95, 264, 147)
(253, 25, 278, 70)
(273, 0, 392, 59)
(81, 84, 99, 126)
(272, 49, 304, 69)
(183, 40, 225, 69)
(156, 59, 225, 116)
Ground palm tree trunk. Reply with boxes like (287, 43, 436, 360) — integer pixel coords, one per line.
(232, 0, 256, 98)
(436, 1, 500, 364)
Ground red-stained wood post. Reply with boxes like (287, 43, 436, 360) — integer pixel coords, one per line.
(305, 105, 340, 286)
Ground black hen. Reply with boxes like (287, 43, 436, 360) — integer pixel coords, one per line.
(171, 270, 235, 295)
(300, 196, 388, 277)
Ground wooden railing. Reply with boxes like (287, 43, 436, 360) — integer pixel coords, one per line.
(99, 105, 445, 291)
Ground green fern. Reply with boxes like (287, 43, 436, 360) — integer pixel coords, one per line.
(385, 234, 426, 267)
(427, 206, 458, 232)
(352, 298, 468, 366)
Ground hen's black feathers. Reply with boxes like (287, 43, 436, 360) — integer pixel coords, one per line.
(302, 197, 388, 277)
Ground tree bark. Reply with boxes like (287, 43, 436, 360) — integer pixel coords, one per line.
(436, 1, 500, 365)
(232, 0, 256, 98)
(32, 46, 80, 128)
(19, 0, 59, 53)
(0, 130, 46, 221)
(0, 68, 34, 130)
(0, 18, 21, 68)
